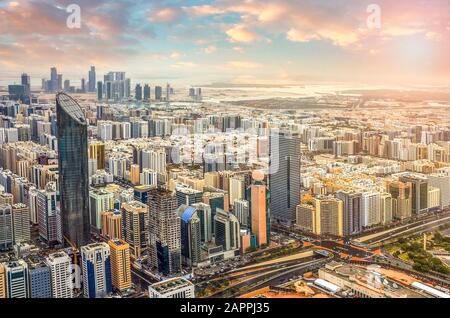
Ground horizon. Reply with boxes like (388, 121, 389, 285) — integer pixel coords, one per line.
(0, 0, 449, 87)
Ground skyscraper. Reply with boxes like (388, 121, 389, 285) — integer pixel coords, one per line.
(400, 174, 429, 215)
(155, 86, 162, 101)
(214, 208, 240, 251)
(50, 67, 58, 92)
(0, 205, 13, 251)
(56, 92, 90, 248)
(45, 251, 73, 298)
(81, 242, 112, 298)
(178, 205, 202, 266)
(336, 190, 363, 236)
(269, 131, 301, 225)
(3, 260, 29, 298)
(148, 188, 181, 275)
(97, 81, 103, 100)
(21, 73, 31, 95)
(11, 203, 30, 244)
(81, 78, 86, 93)
(108, 239, 132, 291)
(143, 84, 151, 101)
(135, 84, 142, 101)
(251, 177, 267, 247)
(88, 66, 96, 92)
(121, 201, 149, 259)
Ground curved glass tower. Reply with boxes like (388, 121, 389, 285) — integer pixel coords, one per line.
(56, 92, 90, 248)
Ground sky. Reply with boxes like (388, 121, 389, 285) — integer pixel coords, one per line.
(0, 0, 449, 87)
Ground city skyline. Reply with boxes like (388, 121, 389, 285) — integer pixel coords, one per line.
(0, 0, 449, 86)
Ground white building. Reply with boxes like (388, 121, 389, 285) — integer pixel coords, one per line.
(148, 277, 195, 298)
(3, 260, 29, 298)
(45, 251, 74, 298)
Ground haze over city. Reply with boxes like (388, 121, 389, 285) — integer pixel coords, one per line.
(0, 0, 450, 306)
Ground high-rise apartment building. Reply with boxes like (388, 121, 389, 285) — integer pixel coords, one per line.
(81, 242, 112, 298)
(0, 205, 13, 251)
(121, 201, 149, 259)
(45, 251, 73, 298)
(89, 188, 114, 231)
(336, 190, 362, 236)
(56, 93, 90, 248)
(108, 239, 132, 291)
(399, 174, 429, 215)
(148, 188, 181, 275)
(101, 210, 122, 240)
(11, 203, 30, 244)
(387, 180, 413, 220)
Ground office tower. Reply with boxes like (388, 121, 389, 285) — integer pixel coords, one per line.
(27, 259, 52, 298)
(11, 203, 30, 244)
(387, 180, 413, 220)
(0, 264, 5, 298)
(214, 208, 240, 251)
(233, 199, 249, 228)
(362, 192, 381, 227)
(50, 67, 58, 92)
(336, 190, 363, 236)
(101, 210, 122, 240)
(108, 239, 131, 291)
(135, 84, 142, 101)
(81, 242, 112, 298)
(37, 182, 61, 246)
(81, 78, 86, 93)
(45, 251, 73, 298)
(121, 201, 149, 259)
(269, 131, 301, 225)
(89, 141, 106, 170)
(155, 86, 162, 101)
(166, 83, 170, 101)
(88, 66, 96, 92)
(57, 74, 63, 91)
(56, 93, 90, 248)
(3, 260, 29, 298)
(148, 277, 195, 298)
(191, 202, 212, 243)
(313, 197, 344, 237)
(148, 188, 181, 275)
(21, 73, 31, 95)
(202, 192, 224, 235)
(89, 189, 114, 231)
(0, 205, 13, 251)
(143, 84, 151, 101)
(251, 179, 267, 246)
(399, 174, 429, 215)
(380, 193, 393, 225)
(97, 81, 103, 100)
(176, 187, 203, 208)
(179, 205, 202, 266)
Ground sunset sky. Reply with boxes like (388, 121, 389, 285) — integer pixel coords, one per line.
(0, 0, 449, 86)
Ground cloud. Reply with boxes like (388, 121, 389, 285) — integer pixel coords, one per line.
(226, 24, 259, 43)
(227, 61, 262, 69)
(148, 6, 182, 23)
(202, 46, 217, 54)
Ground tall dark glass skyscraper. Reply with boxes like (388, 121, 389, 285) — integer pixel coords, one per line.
(269, 131, 301, 225)
(56, 92, 90, 248)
